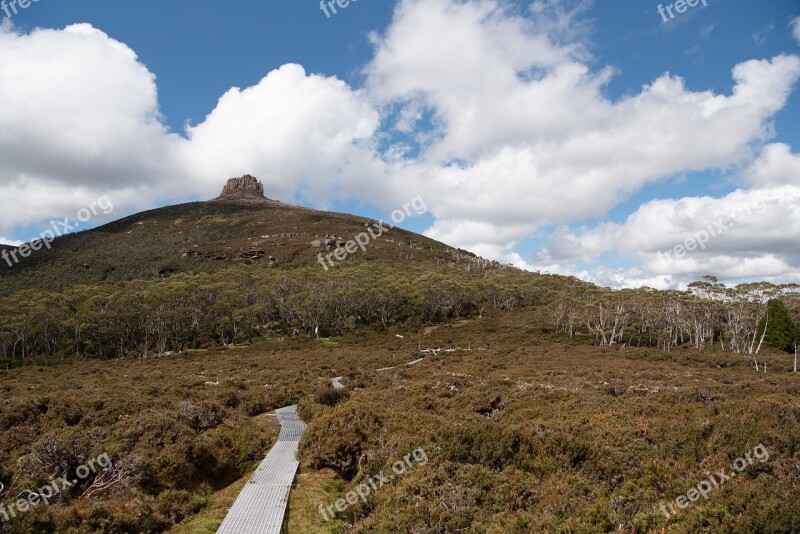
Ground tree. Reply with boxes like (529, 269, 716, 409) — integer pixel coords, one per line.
(756, 299, 798, 353)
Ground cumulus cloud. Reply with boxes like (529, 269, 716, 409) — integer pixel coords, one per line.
(0, 23, 181, 234)
(179, 64, 390, 206)
(0, 24, 391, 232)
(792, 16, 800, 45)
(0, 237, 23, 247)
(534, 169, 800, 288)
(743, 142, 800, 186)
(367, 0, 800, 255)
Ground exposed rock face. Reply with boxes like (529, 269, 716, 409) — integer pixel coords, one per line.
(217, 175, 266, 200)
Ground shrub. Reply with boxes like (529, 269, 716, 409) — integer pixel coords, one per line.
(299, 404, 383, 479)
(313, 386, 350, 407)
(155, 489, 207, 524)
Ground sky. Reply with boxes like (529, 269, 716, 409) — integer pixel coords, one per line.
(1, 0, 799, 289)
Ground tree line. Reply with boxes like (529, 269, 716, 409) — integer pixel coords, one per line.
(552, 276, 800, 365)
(1, 266, 798, 368)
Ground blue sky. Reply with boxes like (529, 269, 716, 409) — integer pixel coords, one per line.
(2, 0, 800, 288)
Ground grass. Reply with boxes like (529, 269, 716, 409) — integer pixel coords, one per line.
(168, 472, 253, 534)
(284, 470, 341, 534)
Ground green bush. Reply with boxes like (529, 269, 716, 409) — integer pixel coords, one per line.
(757, 299, 798, 353)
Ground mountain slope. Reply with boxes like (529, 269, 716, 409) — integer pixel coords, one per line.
(0, 177, 483, 296)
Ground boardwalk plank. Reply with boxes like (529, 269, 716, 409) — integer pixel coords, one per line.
(217, 405, 306, 534)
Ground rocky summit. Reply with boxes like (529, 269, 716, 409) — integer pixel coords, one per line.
(217, 174, 266, 200)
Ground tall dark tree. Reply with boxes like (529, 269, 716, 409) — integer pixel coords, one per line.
(757, 299, 798, 353)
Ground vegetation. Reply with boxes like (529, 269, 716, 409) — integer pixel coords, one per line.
(1, 198, 799, 532)
(1, 309, 798, 533)
(756, 299, 798, 353)
(2, 266, 799, 370)
(292, 310, 800, 533)
(0, 199, 463, 297)
(0, 338, 348, 533)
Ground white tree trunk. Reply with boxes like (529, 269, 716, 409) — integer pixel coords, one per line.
(755, 314, 768, 355)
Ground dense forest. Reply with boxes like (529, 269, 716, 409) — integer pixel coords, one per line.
(2, 261, 798, 369)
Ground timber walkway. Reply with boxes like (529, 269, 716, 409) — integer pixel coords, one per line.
(217, 405, 306, 534)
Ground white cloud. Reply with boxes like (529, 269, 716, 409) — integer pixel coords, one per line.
(0, 23, 181, 234)
(699, 23, 717, 40)
(574, 267, 684, 291)
(753, 24, 775, 47)
(792, 16, 800, 45)
(0, 237, 23, 247)
(743, 142, 800, 186)
(0, 24, 392, 232)
(179, 63, 390, 206)
(534, 175, 800, 287)
(366, 0, 800, 255)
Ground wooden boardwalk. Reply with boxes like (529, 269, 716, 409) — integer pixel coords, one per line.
(218, 368, 411, 531)
(217, 405, 306, 534)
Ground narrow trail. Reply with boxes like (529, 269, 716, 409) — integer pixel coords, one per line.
(218, 358, 424, 532)
(217, 405, 306, 534)
(376, 357, 424, 372)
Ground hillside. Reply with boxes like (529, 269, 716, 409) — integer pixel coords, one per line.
(0, 176, 482, 296)
(4, 1, 800, 531)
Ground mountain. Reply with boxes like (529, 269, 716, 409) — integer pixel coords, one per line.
(0, 176, 484, 296)
(1, 174, 584, 367)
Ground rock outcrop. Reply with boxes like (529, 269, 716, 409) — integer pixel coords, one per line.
(217, 175, 266, 200)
